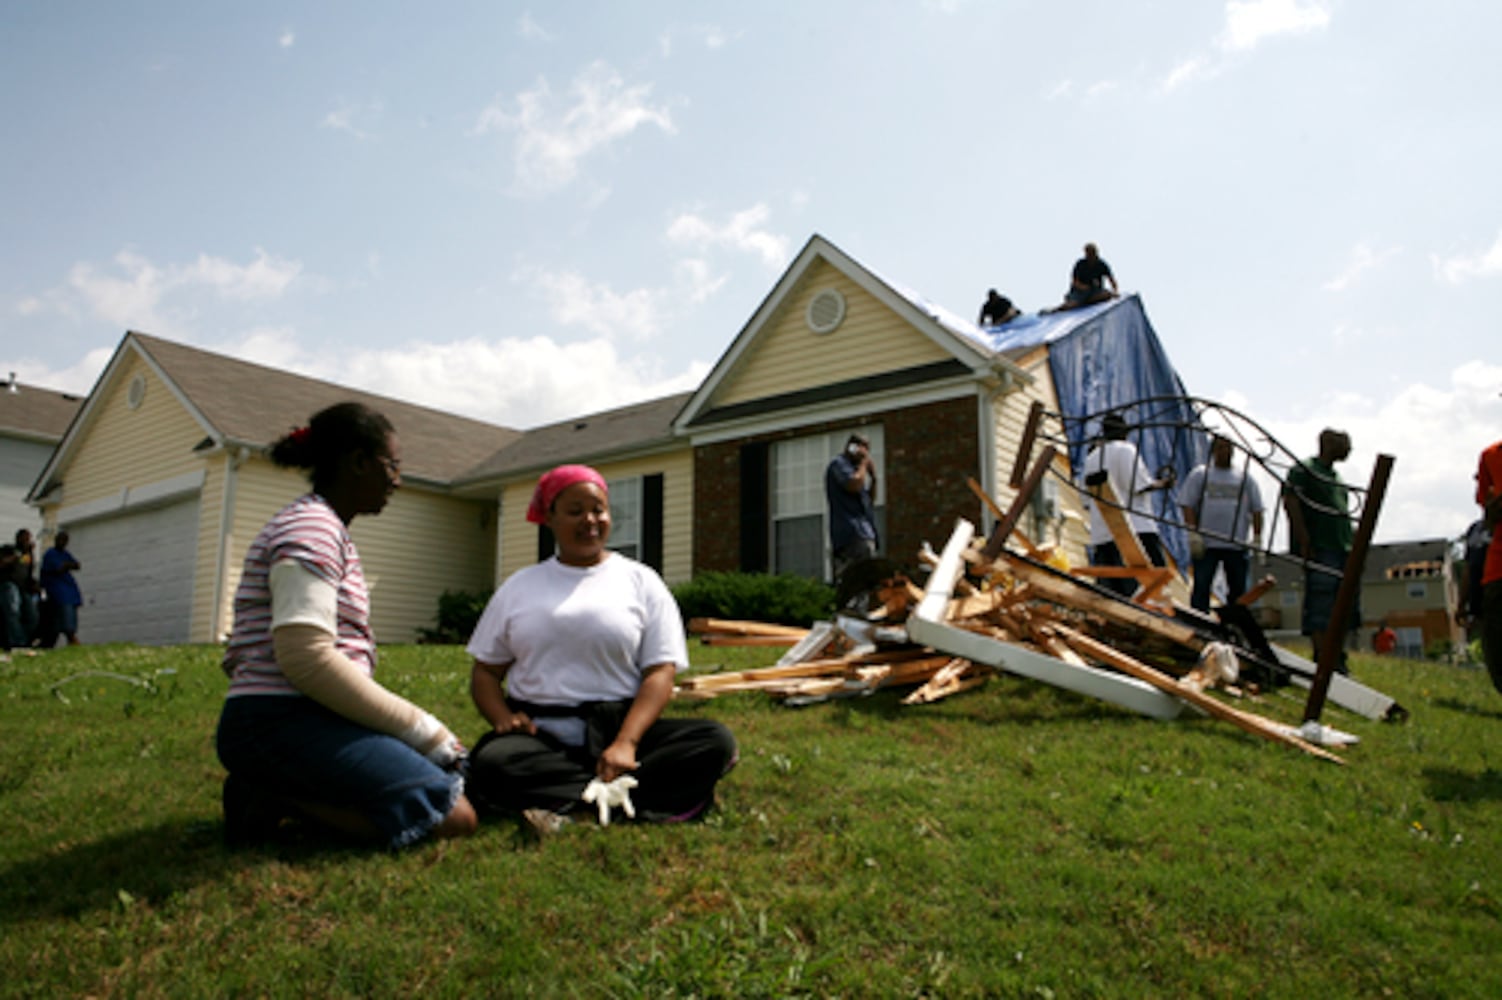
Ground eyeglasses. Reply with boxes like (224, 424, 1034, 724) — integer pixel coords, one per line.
(376, 455, 402, 479)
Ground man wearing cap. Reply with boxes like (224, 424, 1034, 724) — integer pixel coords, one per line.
(1082, 414, 1175, 596)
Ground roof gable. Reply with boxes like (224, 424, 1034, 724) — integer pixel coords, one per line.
(675, 234, 1023, 431)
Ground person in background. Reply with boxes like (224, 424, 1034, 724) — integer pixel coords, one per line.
(1, 529, 39, 651)
(39, 530, 83, 646)
(1082, 413, 1175, 595)
(1283, 428, 1358, 674)
(1475, 437, 1502, 694)
(1046, 242, 1119, 313)
(216, 402, 476, 848)
(825, 432, 880, 585)
(1176, 434, 1264, 611)
(466, 464, 737, 833)
(978, 288, 1021, 326)
(1372, 621, 1398, 656)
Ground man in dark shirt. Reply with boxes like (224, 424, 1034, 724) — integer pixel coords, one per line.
(825, 433, 880, 583)
(1048, 242, 1119, 312)
(978, 288, 1020, 326)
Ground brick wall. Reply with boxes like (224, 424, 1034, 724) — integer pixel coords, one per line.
(691, 395, 984, 576)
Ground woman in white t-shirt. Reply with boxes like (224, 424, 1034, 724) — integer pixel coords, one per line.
(217, 402, 477, 848)
(466, 464, 737, 826)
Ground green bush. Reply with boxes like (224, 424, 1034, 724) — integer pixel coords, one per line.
(417, 588, 493, 644)
(671, 571, 835, 627)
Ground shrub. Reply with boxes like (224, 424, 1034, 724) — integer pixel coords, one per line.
(672, 571, 835, 628)
(417, 588, 493, 644)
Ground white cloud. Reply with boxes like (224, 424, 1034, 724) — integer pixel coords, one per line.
(1161, 56, 1213, 92)
(1220, 0, 1333, 52)
(470, 61, 675, 194)
(514, 265, 668, 340)
(319, 336, 707, 428)
(1254, 360, 1502, 543)
(666, 204, 790, 270)
(517, 12, 552, 42)
(1324, 241, 1400, 292)
(23, 248, 302, 337)
(321, 100, 382, 140)
(278, 30, 295, 49)
(1431, 231, 1502, 285)
(1162, 1, 1332, 94)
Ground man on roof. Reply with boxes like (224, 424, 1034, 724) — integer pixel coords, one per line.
(1047, 242, 1119, 313)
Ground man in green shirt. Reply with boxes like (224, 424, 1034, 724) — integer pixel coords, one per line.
(1283, 429, 1357, 673)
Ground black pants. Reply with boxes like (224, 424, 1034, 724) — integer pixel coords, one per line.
(467, 700, 737, 822)
(1090, 533, 1165, 597)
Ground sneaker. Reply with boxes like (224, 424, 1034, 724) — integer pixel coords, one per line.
(521, 807, 571, 838)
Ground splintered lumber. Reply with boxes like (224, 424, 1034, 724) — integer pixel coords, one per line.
(677, 657, 863, 692)
(689, 618, 810, 639)
(1046, 622, 1345, 765)
(903, 658, 987, 705)
(998, 553, 1201, 646)
(967, 476, 1043, 559)
(909, 518, 1185, 720)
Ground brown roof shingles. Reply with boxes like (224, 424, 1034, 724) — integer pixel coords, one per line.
(0, 380, 84, 441)
(130, 333, 522, 484)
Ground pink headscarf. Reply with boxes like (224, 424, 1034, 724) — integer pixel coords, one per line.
(526, 464, 608, 525)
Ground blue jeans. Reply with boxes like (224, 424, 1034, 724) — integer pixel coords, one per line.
(217, 694, 463, 849)
(1, 581, 37, 650)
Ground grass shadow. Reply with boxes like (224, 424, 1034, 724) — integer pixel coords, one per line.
(0, 816, 370, 925)
(1432, 697, 1502, 721)
(1423, 766, 1502, 803)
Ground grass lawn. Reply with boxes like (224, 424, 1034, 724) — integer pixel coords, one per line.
(2, 639, 1501, 998)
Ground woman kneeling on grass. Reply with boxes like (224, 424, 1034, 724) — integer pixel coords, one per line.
(465, 464, 737, 831)
(216, 402, 477, 848)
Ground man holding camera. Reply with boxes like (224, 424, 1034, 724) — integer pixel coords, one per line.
(825, 432, 880, 583)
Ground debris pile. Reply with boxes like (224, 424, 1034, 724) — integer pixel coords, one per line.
(681, 511, 1400, 764)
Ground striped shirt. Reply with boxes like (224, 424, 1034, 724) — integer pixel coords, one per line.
(222, 493, 377, 697)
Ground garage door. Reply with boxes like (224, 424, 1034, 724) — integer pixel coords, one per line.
(67, 497, 201, 645)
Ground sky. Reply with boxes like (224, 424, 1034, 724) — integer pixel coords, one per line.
(3, 1, 1499, 545)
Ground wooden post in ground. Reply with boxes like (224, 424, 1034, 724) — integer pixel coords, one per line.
(1303, 453, 1395, 724)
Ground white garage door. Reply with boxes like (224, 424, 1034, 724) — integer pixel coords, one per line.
(67, 497, 201, 645)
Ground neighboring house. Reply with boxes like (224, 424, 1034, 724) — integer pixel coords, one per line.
(1253, 538, 1459, 656)
(0, 375, 83, 545)
(28, 333, 519, 645)
(28, 233, 1204, 645)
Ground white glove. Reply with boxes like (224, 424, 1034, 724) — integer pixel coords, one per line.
(581, 775, 639, 825)
(403, 711, 466, 770)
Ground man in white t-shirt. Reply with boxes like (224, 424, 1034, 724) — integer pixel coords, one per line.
(1177, 435, 1264, 611)
(1082, 413, 1175, 596)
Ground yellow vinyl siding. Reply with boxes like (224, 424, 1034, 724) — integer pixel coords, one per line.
(716, 260, 951, 407)
(989, 349, 1089, 567)
(59, 354, 207, 506)
(496, 447, 694, 585)
(212, 459, 497, 644)
(189, 453, 230, 640)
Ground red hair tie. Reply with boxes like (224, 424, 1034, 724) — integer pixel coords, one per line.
(288, 426, 311, 445)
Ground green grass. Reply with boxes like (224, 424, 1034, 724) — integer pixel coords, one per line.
(3, 640, 1501, 998)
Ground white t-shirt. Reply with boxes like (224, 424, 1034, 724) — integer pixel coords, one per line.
(1081, 440, 1159, 545)
(1177, 464, 1264, 549)
(466, 552, 688, 707)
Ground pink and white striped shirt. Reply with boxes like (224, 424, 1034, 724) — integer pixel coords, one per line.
(222, 494, 377, 697)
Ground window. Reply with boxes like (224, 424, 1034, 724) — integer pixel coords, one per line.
(771, 427, 884, 581)
(607, 476, 642, 560)
(1406, 582, 1428, 600)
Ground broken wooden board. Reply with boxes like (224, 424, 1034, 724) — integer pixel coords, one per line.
(909, 518, 1186, 720)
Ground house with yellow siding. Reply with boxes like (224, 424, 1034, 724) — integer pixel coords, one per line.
(29, 333, 518, 644)
(29, 233, 1194, 645)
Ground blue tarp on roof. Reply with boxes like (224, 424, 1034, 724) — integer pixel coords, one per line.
(964, 295, 1201, 567)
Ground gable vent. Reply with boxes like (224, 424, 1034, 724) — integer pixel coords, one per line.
(127, 374, 146, 410)
(805, 288, 846, 335)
